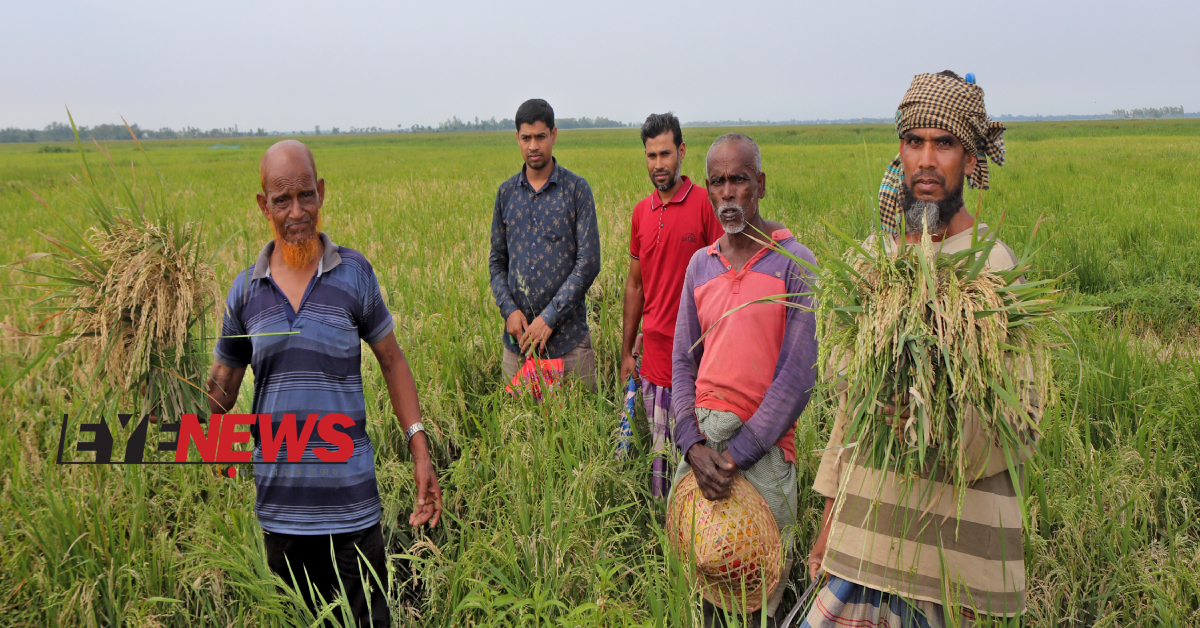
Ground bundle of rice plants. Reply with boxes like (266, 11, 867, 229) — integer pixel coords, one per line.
(814, 219, 1066, 500)
(701, 217, 1095, 510)
(7, 113, 221, 422)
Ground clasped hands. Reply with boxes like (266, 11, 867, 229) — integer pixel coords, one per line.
(686, 444, 738, 501)
(506, 310, 552, 356)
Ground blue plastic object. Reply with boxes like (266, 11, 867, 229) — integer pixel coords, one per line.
(965, 73, 976, 84)
(617, 375, 636, 458)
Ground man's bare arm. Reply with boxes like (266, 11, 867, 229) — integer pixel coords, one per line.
(808, 496, 835, 581)
(620, 258, 645, 384)
(369, 330, 443, 528)
(207, 362, 246, 415)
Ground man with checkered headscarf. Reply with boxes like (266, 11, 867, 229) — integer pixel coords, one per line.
(799, 72, 1033, 628)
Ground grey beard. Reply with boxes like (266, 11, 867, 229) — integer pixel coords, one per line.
(901, 180, 963, 235)
(904, 200, 942, 235)
(719, 204, 746, 234)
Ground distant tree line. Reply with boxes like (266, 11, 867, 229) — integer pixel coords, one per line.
(682, 117, 891, 127)
(0, 121, 269, 143)
(1, 115, 635, 143)
(406, 116, 631, 133)
(1111, 106, 1187, 119)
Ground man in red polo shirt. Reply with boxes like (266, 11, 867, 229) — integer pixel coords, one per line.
(621, 112, 723, 498)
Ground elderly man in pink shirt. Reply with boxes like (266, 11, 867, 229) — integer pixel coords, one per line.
(671, 133, 819, 626)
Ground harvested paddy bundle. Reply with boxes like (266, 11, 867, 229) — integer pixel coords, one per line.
(667, 471, 783, 613)
(10, 116, 220, 421)
(815, 221, 1065, 499)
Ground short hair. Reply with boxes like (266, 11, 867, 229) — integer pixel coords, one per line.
(640, 112, 682, 147)
(707, 133, 761, 173)
(515, 99, 555, 130)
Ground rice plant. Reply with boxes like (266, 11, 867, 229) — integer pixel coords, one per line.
(1, 120, 1198, 626)
(7, 112, 220, 421)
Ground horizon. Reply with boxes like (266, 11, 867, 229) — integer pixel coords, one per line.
(5, 108, 1198, 142)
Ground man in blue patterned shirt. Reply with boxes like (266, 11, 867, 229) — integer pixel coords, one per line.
(489, 98, 602, 389)
(206, 140, 442, 627)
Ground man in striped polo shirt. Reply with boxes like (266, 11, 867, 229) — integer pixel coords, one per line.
(805, 72, 1032, 627)
(206, 140, 442, 627)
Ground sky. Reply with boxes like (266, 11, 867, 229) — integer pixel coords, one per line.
(4, 0, 1198, 132)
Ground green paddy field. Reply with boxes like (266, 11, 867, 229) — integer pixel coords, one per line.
(1, 119, 1198, 626)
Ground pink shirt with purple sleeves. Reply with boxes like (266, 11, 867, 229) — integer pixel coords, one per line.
(670, 228, 819, 469)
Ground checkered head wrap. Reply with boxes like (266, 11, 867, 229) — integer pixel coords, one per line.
(878, 71, 1006, 233)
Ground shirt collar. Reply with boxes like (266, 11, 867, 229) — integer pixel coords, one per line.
(706, 228, 794, 257)
(518, 157, 560, 192)
(650, 176, 695, 211)
(252, 232, 342, 280)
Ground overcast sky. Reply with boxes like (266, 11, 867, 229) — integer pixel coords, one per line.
(4, 0, 1197, 132)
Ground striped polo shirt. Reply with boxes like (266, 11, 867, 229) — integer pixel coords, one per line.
(214, 233, 395, 535)
(813, 224, 1033, 616)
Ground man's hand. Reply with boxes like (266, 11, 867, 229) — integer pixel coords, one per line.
(407, 433, 443, 528)
(506, 310, 529, 346)
(808, 496, 835, 581)
(881, 393, 913, 437)
(520, 315, 552, 355)
(687, 444, 738, 501)
(619, 355, 638, 386)
(619, 333, 643, 384)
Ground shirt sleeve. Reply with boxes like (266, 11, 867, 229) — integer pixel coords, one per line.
(629, 204, 641, 260)
(213, 269, 253, 369)
(488, 185, 520, 321)
(355, 256, 396, 345)
(725, 244, 820, 470)
(671, 255, 705, 461)
(539, 179, 601, 329)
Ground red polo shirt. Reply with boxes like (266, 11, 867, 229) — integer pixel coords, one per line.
(630, 176, 723, 388)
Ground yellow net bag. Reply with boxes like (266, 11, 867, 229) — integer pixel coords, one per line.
(667, 470, 783, 613)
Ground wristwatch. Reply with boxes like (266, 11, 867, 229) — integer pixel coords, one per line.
(404, 422, 425, 446)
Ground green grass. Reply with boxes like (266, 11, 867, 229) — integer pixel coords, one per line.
(1, 119, 1199, 626)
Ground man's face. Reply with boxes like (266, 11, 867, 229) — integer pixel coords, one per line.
(257, 153, 324, 248)
(644, 132, 685, 192)
(517, 121, 557, 171)
(899, 128, 976, 203)
(898, 128, 976, 234)
(706, 142, 765, 235)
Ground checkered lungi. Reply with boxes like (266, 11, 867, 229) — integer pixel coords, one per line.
(800, 576, 979, 628)
(641, 379, 676, 498)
